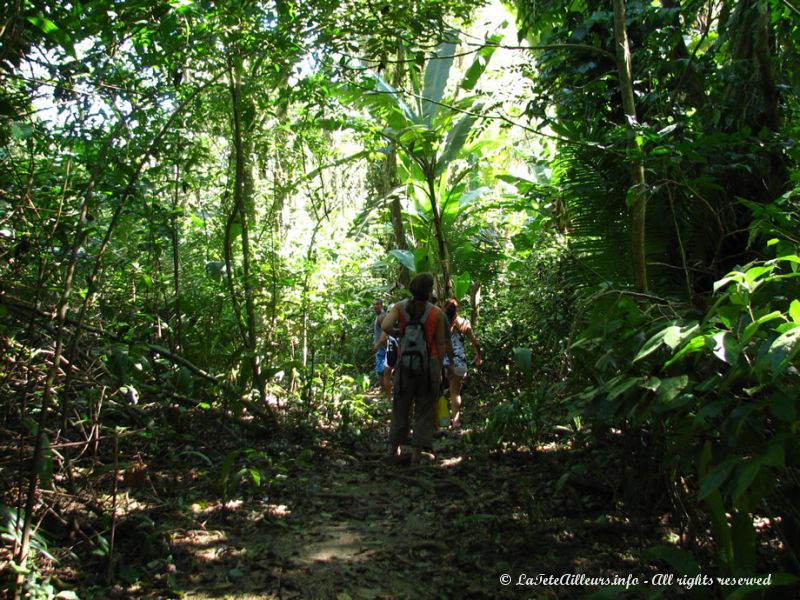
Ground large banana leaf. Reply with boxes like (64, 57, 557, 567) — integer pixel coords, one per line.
(369, 72, 418, 125)
(460, 33, 502, 91)
(435, 104, 482, 177)
(422, 33, 458, 125)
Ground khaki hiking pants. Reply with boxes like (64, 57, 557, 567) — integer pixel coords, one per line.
(389, 358, 441, 450)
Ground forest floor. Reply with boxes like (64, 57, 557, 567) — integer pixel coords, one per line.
(4, 390, 685, 600)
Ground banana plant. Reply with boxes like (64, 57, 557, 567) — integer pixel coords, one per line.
(344, 30, 501, 298)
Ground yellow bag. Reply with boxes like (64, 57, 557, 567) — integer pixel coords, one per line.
(436, 395, 450, 428)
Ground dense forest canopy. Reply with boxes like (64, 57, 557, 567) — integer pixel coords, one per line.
(1, 0, 799, 597)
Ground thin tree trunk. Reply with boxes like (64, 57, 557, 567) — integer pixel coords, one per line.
(171, 162, 182, 353)
(386, 51, 411, 287)
(228, 53, 266, 404)
(14, 118, 125, 597)
(613, 0, 648, 293)
(426, 170, 453, 298)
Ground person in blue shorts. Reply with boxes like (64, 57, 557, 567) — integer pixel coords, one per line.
(371, 298, 387, 391)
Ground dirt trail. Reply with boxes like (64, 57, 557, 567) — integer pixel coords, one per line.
(155, 403, 664, 600)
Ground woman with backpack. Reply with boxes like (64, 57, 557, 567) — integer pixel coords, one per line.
(381, 273, 450, 464)
(443, 298, 482, 429)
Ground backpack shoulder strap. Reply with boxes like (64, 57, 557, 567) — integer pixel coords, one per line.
(398, 299, 410, 335)
(420, 302, 433, 323)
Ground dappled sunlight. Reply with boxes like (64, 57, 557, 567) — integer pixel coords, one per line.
(295, 523, 374, 564)
(1, 0, 797, 595)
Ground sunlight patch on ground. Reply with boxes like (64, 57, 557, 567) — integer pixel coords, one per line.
(536, 441, 560, 452)
(265, 503, 291, 518)
(175, 529, 229, 562)
(440, 456, 463, 468)
(295, 523, 374, 564)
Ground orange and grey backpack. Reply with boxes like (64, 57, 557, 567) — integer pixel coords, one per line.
(397, 300, 438, 392)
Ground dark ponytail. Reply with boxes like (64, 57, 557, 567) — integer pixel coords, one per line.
(409, 273, 434, 302)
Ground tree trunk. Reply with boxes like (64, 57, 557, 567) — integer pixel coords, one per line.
(228, 54, 266, 404)
(382, 146, 410, 287)
(386, 51, 411, 287)
(613, 0, 648, 293)
(171, 161, 183, 353)
(426, 170, 453, 298)
(14, 118, 125, 597)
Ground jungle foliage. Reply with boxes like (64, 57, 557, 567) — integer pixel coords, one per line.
(1, 0, 799, 597)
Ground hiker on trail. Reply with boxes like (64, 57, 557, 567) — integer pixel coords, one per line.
(382, 273, 451, 464)
(382, 322, 400, 401)
(375, 314, 400, 401)
(371, 298, 387, 391)
(443, 298, 482, 429)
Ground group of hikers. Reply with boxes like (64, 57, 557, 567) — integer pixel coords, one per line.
(370, 273, 482, 464)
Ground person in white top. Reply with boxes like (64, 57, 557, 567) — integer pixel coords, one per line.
(442, 298, 482, 429)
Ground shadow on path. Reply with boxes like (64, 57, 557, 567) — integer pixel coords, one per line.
(157, 398, 667, 599)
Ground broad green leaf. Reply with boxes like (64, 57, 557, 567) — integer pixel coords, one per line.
(248, 468, 261, 487)
(656, 376, 689, 403)
(731, 460, 761, 506)
(768, 326, 800, 374)
(462, 513, 497, 522)
(634, 326, 673, 361)
(461, 34, 501, 90)
(28, 15, 59, 33)
(435, 108, 482, 177)
(769, 391, 796, 422)
(607, 376, 640, 400)
(743, 265, 773, 289)
(705, 490, 733, 566)
(741, 311, 783, 345)
(790, 299, 800, 324)
(663, 325, 684, 349)
(27, 16, 76, 56)
(219, 449, 242, 499)
(698, 440, 712, 476)
(458, 186, 490, 208)
(422, 34, 458, 124)
(665, 335, 707, 366)
(730, 404, 758, 442)
(453, 272, 471, 301)
(389, 249, 416, 272)
(713, 275, 739, 293)
(396, 123, 429, 146)
(698, 459, 737, 500)
(641, 376, 661, 392)
(369, 73, 417, 123)
(712, 332, 738, 364)
(229, 220, 242, 241)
